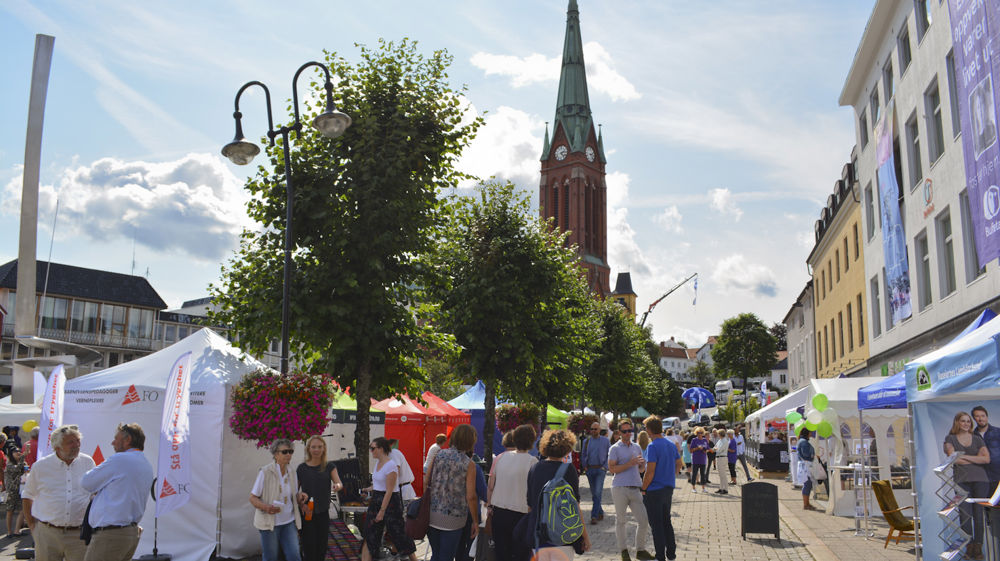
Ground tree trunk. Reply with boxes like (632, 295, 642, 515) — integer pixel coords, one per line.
(541, 399, 549, 431)
(484, 380, 496, 473)
(355, 360, 373, 476)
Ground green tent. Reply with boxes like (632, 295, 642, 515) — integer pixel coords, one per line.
(545, 405, 569, 428)
(630, 406, 650, 419)
(330, 391, 385, 425)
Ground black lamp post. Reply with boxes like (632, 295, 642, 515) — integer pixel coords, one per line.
(222, 61, 351, 374)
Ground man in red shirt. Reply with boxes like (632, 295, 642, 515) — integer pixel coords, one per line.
(24, 427, 39, 467)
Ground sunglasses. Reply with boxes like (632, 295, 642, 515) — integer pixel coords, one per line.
(620, 429, 634, 434)
(370, 446, 378, 451)
(278, 449, 294, 455)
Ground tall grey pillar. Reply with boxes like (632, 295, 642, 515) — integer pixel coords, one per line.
(13, 34, 55, 404)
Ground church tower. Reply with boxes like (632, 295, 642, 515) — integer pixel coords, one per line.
(539, 0, 610, 296)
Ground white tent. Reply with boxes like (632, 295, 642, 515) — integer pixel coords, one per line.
(62, 328, 268, 561)
(744, 386, 808, 444)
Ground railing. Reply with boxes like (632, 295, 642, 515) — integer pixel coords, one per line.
(29, 328, 157, 351)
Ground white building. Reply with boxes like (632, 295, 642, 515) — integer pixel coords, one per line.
(695, 336, 717, 368)
(783, 281, 816, 391)
(840, 0, 1000, 375)
(658, 339, 696, 383)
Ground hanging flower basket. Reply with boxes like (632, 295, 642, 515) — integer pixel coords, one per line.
(568, 413, 598, 435)
(229, 368, 336, 448)
(496, 403, 541, 433)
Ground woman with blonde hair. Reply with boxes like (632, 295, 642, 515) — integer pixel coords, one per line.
(637, 430, 650, 452)
(297, 436, 345, 561)
(689, 427, 709, 493)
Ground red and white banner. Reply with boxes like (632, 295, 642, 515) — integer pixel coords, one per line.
(156, 352, 192, 516)
(38, 365, 65, 459)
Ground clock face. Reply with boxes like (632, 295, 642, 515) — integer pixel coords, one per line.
(586, 146, 595, 162)
(555, 145, 568, 160)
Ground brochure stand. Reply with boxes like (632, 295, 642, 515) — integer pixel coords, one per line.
(934, 453, 969, 561)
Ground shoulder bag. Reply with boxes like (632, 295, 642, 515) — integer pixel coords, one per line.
(405, 464, 432, 539)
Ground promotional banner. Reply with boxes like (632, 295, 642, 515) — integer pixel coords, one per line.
(874, 103, 912, 325)
(948, 0, 1000, 269)
(37, 364, 65, 459)
(157, 351, 192, 516)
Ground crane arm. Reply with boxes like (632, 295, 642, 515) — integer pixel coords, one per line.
(638, 272, 697, 327)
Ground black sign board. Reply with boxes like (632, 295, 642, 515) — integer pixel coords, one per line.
(758, 442, 789, 472)
(741, 481, 779, 540)
(330, 408, 386, 425)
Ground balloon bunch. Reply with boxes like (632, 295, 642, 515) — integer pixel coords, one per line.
(785, 393, 838, 438)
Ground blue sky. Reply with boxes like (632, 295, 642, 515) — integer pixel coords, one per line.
(0, 1, 874, 348)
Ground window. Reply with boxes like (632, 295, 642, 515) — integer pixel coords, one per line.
(835, 250, 841, 282)
(870, 274, 882, 337)
(925, 79, 945, 162)
(844, 237, 850, 272)
(865, 183, 876, 241)
(871, 88, 881, 125)
(946, 50, 962, 136)
(906, 112, 923, 188)
(960, 189, 987, 282)
(820, 273, 825, 299)
(838, 312, 845, 357)
(830, 319, 837, 361)
(915, 230, 932, 310)
(936, 209, 957, 297)
(854, 222, 861, 258)
(816, 336, 823, 369)
(824, 325, 829, 366)
(164, 324, 177, 343)
(858, 293, 865, 345)
(914, 0, 932, 40)
(860, 109, 870, 148)
(39, 296, 69, 331)
(847, 302, 855, 351)
(883, 59, 895, 100)
(828, 262, 833, 292)
(883, 267, 894, 330)
(898, 26, 912, 73)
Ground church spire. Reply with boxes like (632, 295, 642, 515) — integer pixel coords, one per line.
(541, 0, 595, 159)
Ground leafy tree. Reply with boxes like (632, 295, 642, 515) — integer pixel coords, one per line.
(430, 182, 600, 469)
(712, 313, 778, 407)
(688, 360, 717, 390)
(211, 39, 481, 473)
(582, 298, 650, 414)
(422, 355, 467, 402)
(769, 322, 787, 351)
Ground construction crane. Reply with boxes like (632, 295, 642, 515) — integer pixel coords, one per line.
(638, 272, 698, 327)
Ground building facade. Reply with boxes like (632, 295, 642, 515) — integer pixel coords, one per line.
(841, 0, 1000, 376)
(783, 281, 816, 391)
(658, 338, 695, 383)
(806, 165, 870, 378)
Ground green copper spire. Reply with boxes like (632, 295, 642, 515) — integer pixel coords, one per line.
(542, 0, 598, 160)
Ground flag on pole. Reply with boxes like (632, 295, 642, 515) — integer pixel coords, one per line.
(692, 276, 698, 306)
(759, 381, 769, 405)
(156, 351, 192, 516)
(38, 365, 65, 459)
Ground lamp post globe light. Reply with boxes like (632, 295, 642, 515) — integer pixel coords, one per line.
(222, 61, 351, 374)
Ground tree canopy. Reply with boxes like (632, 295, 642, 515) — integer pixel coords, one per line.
(211, 39, 481, 472)
(711, 313, 778, 406)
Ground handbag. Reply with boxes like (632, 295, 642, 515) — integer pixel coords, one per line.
(809, 460, 828, 481)
(405, 465, 432, 540)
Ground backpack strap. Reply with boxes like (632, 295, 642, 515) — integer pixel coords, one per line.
(554, 461, 571, 482)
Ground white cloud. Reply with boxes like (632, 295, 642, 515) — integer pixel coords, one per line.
(709, 188, 743, 221)
(710, 255, 778, 298)
(2, 154, 247, 261)
(606, 172, 652, 277)
(457, 105, 545, 189)
(470, 42, 640, 101)
(654, 205, 683, 233)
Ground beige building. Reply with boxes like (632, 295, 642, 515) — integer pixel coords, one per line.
(806, 165, 870, 378)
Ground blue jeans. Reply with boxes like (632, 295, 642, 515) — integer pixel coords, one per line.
(260, 521, 302, 561)
(642, 487, 676, 561)
(429, 527, 464, 561)
(585, 468, 606, 519)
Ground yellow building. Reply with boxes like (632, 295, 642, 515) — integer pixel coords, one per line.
(806, 164, 869, 378)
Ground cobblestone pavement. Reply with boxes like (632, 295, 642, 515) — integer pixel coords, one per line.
(0, 469, 921, 561)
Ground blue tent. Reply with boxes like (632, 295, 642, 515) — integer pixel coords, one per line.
(448, 380, 505, 457)
(857, 372, 906, 409)
(951, 307, 997, 342)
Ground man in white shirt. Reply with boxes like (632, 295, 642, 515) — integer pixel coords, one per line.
(423, 433, 446, 474)
(22, 424, 95, 561)
(81, 423, 154, 561)
(387, 439, 416, 500)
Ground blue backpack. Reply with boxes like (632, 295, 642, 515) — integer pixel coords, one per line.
(536, 462, 584, 546)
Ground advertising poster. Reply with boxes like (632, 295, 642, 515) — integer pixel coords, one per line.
(874, 102, 912, 324)
(948, 0, 1000, 268)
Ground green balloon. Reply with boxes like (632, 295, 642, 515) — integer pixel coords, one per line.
(812, 393, 829, 412)
(817, 421, 834, 438)
(804, 418, 818, 430)
(786, 412, 802, 424)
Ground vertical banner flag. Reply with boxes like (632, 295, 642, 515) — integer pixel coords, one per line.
(949, 0, 1000, 268)
(874, 102, 913, 325)
(692, 276, 698, 306)
(37, 364, 65, 459)
(156, 351, 192, 516)
(760, 381, 769, 405)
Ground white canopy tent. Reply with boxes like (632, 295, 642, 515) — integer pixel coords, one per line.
(744, 386, 808, 444)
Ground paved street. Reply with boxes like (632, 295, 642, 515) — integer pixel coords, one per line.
(0, 469, 919, 561)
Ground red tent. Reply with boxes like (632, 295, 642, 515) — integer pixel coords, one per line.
(371, 395, 432, 495)
(421, 392, 471, 456)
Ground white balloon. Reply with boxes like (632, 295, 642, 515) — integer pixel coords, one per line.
(807, 409, 823, 425)
(821, 407, 838, 424)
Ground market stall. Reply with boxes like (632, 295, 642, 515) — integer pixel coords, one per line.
(371, 395, 430, 494)
(448, 381, 505, 457)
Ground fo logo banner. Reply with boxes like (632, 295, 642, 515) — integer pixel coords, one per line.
(916, 365, 932, 391)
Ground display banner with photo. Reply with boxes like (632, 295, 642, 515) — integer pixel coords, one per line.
(874, 102, 912, 325)
(948, 0, 1000, 268)
(906, 316, 1000, 561)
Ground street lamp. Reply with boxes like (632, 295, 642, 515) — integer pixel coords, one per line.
(222, 61, 351, 374)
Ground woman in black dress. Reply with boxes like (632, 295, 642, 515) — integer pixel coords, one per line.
(297, 436, 345, 561)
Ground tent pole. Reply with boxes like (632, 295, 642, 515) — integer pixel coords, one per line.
(215, 385, 227, 557)
(908, 403, 921, 561)
(860, 409, 871, 538)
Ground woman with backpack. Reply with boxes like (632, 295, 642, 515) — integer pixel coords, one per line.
(525, 429, 591, 559)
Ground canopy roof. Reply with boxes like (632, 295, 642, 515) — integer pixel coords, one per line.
(448, 380, 498, 410)
(857, 372, 906, 410)
(422, 392, 471, 425)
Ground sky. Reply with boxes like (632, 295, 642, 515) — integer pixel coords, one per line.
(0, 1, 876, 349)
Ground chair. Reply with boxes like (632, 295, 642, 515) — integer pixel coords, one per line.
(872, 479, 915, 548)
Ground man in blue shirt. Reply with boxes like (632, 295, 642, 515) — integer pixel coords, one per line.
(640, 416, 684, 561)
(582, 421, 611, 524)
(973, 406, 1000, 494)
